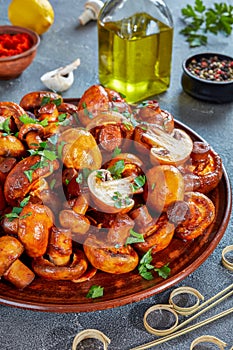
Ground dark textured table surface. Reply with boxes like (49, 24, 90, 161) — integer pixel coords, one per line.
(0, 0, 233, 349)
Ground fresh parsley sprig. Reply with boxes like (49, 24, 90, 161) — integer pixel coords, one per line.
(4, 196, 31, 222)
(0, 118, 11, 135)
(180, 0, 233, 47)
(125, 229, 145, 245)
(86, 285, 104, 298)
(108, 160, 125, 179)
(138, 248, 171, 280)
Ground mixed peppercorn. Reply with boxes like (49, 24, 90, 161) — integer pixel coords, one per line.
(187, 55, 233, 82)
(0, 33, 33, 57)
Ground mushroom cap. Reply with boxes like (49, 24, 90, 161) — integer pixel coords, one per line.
(146, 165, 185, 213)
(0, 236, 24, 277)
(18, 123, 45, 140)
(0, 133, 25, 157)
(59, 128, 102, 170)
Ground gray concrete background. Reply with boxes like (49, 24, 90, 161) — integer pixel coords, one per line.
(0, 0, 233, 349)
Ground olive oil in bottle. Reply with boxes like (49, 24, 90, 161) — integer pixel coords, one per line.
(98, 1, 173, 104)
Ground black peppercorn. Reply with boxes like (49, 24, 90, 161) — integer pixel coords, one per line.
(187, 56, 233, 82)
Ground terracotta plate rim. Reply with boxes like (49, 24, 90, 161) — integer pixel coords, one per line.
(0, 116, 231, 313)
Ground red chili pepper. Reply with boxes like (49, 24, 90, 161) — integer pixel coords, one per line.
(0, 33, 33, 57)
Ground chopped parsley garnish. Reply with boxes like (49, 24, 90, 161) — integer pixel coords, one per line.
(95, 170, 104, 180)
(4, 196, 32, 221)
(57, 141, 67, 159)
(155, 263, 171, 279)
(19, 114, 48, 127)
(57, 113, 70, 126)
(86, 285, 104, 298)
(108, 160, 125, 179)
(82, 102, 93, 119)
(138, 248, 155, 280)
(131, 175, 146, 192)
(138, 248, 171, 280)
(125, 229, 145, 245)
(112, 191, 131, 208)
(119, 92, 126, 99)
(0, 117, 11, 135)
(24, 169, 33, 183)
(112, 146, 121, 158)
(49, 178, 57, 190)
(41, 96, 62, 106)
(76, 173, 83, 183)
(122, 121, 132, 130)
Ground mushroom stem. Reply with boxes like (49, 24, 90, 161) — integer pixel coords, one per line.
(25, 131, 43, 149)
(79, 0, 104, 25)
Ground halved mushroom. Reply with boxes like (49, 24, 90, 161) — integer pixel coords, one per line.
(87, 169, 142, 214)
(134, 125, 193, 166)
(104, 153, 143, 178)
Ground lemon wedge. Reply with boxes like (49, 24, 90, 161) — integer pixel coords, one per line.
(8, 0, 54, 35)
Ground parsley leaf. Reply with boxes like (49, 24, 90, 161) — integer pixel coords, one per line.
(125, 229, 145, 245)
(139, 249, 171, 280)
(86, 285, 104, 298)
(24, 169, 33, 183)
(108, 160, 125, 179)
(180, 0, 233, 47)
(111, 191, 131, 208)
(154, 263, 171, 279)
(0, 118, 11, 135)
(112, 146, 122, 158)
(138, 248, 155, 280)
(19, 114, 48, 127)
(131, 175, 146, 192)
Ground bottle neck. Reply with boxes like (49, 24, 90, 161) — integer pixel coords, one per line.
(99, 0, 173, 28)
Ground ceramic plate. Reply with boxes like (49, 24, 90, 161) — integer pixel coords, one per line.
(0, 118, 231, 312)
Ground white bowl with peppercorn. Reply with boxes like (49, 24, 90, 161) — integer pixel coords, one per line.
(181, 53, 233, 103)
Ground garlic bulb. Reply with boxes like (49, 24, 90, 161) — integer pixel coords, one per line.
(40, 58, 81, 92)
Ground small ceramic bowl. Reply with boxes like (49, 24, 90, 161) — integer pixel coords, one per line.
(0, 25, 40, 80)
(181, 52, 233, 103)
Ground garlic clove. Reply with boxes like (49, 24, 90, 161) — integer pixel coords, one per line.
(40, 58, 81, 92)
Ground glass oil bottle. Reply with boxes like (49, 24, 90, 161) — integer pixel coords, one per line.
(98, 0, 173, 104)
